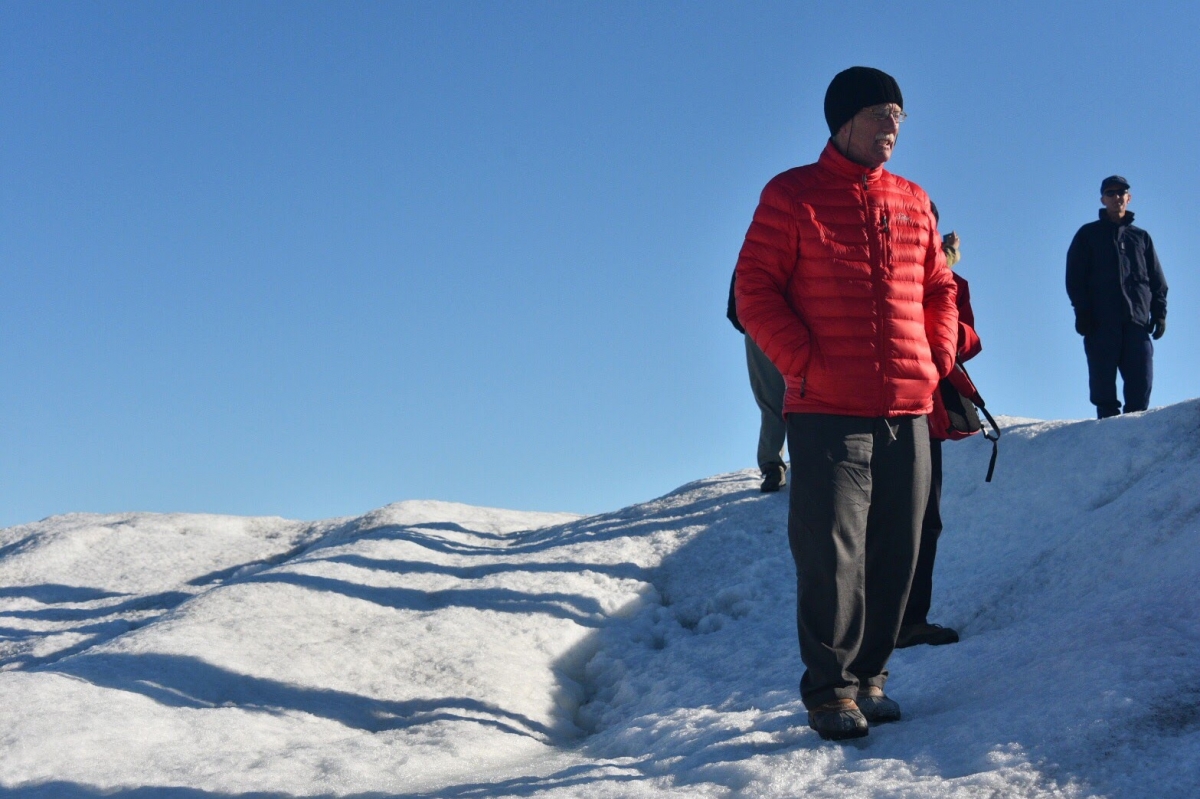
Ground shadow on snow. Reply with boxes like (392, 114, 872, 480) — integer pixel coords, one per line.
(46, 651, 558, 742)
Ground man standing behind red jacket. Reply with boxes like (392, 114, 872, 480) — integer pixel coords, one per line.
(898, 221, 981, 650)
(735, 67, 958, 741)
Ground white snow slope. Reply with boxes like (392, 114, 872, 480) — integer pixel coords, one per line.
(1, 400, 1199, 798)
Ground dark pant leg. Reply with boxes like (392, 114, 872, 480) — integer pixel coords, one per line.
(786, 414, 928, 708)
(903, 437, 942, 628)
(745, 334, 787, 471)
(1084, 324, 1123, 418)
(787, 414, 874, 710)
(1118, 322, 1154, 413)
(852, 416, 929, 691)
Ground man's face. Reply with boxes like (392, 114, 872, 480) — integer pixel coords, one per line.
(836, 103, 903, 168)
(1101, 186, 1130, 220)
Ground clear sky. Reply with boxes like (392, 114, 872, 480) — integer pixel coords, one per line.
(3, 2, 1197, 528)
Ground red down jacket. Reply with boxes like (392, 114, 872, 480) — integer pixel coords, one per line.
(735, 142, 959, 418)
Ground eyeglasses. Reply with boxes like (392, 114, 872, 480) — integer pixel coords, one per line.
(865, 106, 907, 124)
(1103, 189, 1128, 197)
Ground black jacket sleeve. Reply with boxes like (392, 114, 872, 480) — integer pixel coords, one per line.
(1145, 234, 1168, 321)
(726, 269, 745, 333)
(1065, 226, 1091, 314)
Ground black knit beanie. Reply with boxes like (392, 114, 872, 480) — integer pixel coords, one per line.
(824, 67, 904, 136)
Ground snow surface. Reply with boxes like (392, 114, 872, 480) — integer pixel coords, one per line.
(2, 400, 1199, 798)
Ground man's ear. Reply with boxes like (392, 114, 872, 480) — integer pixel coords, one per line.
(833, 119, 853, 149)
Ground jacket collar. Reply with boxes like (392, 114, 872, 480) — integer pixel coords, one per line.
(1098, 208, 1135, 226)
(818, 139, 886, 183)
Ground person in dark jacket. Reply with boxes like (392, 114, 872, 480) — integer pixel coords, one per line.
(727, 272, 787, 492)
(1066, 176, 1168, 419)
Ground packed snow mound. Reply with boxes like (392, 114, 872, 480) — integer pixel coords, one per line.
(1, 400, 1198, 797)
(346, 499, 581, 536)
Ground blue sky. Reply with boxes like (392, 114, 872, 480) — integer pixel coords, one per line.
(3, 2, 1197, 528)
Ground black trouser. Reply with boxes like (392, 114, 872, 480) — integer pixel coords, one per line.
(1084, 321, 1153, 418)
(786, 413, 930, 710)
(903, 438, 942, 628)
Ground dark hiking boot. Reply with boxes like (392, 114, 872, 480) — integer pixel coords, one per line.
(856, 686, 901, 724)
(895, 622, 960, 648)
(760, 464, 786, 493)
(807, 698, 869, 741)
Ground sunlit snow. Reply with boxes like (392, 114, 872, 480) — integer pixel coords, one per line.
(2, 401, 1199, 797)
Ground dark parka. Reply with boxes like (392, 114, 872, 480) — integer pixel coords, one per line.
(1066, 209, 1167, 330)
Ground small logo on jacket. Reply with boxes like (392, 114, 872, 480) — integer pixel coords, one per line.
(892, 213, 916, 224)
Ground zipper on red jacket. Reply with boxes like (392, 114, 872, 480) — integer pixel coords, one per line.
(876, 206, 891, 417)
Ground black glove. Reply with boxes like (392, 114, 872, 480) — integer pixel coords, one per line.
(1074, 309, 1092, 336)
(1151, 317, 1166, 340)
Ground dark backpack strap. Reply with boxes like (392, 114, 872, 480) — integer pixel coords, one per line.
(977, 403, 1001, 482)
(952, 362, 1002, 481)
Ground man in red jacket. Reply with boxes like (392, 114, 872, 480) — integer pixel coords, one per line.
(735, 67, 958, 740)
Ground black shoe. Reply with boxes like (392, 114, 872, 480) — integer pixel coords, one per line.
(807, 698, 869, 741)
(896, 622, 959, 648)
(856, 687, 901, 724)
(760, 464, 786, 493)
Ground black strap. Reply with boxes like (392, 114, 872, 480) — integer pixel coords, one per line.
(977, 404, 1001, 482)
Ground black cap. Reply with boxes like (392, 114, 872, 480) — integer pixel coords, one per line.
(1101, 175, 1130, 192)
(824, 67, 903, 136)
